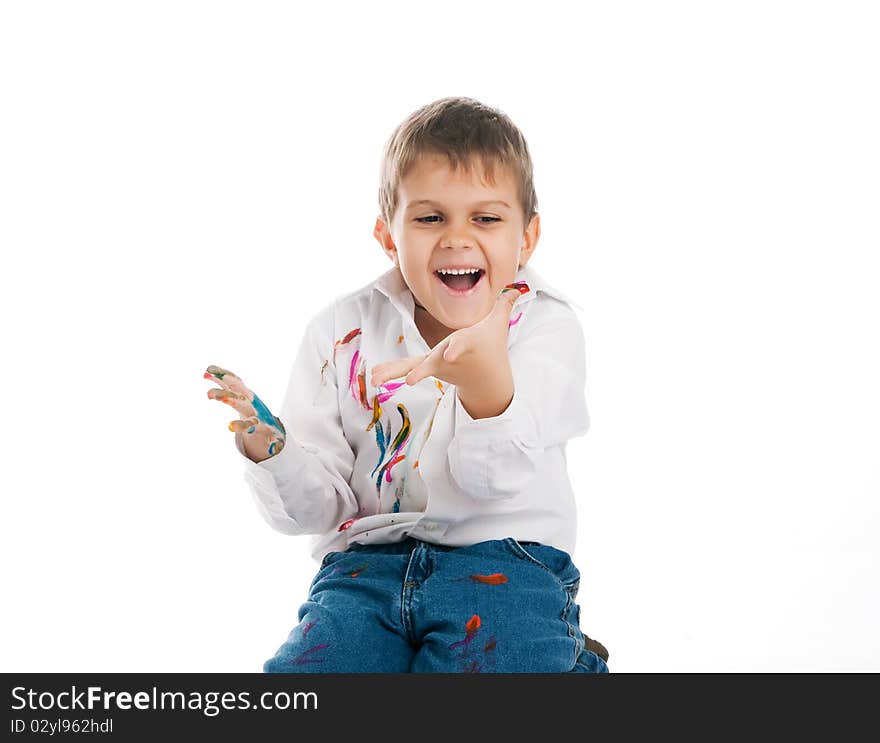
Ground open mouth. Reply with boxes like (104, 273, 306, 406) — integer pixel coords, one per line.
(434, 269, 485, 295)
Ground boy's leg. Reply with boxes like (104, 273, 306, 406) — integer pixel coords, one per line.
(408, 538, 609, 673)
(263, 545, 415, 673)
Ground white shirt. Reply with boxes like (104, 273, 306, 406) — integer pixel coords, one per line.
(239, 263, 591, 564)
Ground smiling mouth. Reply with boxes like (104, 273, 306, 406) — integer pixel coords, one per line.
(435, 269, 485, 293)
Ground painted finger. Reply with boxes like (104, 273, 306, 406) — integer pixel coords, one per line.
(498, 281, 530, 300)
(207, 387, 257, 418)
(493, 281, 530, 318)
(204, 365, 252, 397)
(204, 364, 239, 383)
(207, 387, 246, 403)
(229, 416, 261, 434)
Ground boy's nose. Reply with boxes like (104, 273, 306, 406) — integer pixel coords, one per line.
(440, 234, 475, 249)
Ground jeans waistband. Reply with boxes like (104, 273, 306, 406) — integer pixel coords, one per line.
(346, 537, 543, 555)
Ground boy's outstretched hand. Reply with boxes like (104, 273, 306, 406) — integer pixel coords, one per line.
(371, 282, 529, 419)
(204, 365, 286, 463)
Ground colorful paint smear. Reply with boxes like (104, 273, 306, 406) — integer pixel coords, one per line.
(376, 380, 405, 404)
(414, 379, 445, 469)
(449, 614, 481, 650)
(333, 327, 361, 362)
(293, 644, 329, 666)
(348, 351, 372, 411)
(302, 619, 318, 638)
(470, 573, 508, 585)
(508, 311, 523, 328)
(499, 281, 530, 297)
(328, 562, 369, 578)
(371, 403, 411, 500)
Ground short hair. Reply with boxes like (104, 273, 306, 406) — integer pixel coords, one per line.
(378, 96, 538, 231)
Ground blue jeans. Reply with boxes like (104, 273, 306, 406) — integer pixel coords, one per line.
(263, 537, 609, 673)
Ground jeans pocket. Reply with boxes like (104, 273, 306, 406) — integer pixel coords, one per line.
(319, 550, 341, 571)
(502, 537, 581, 596)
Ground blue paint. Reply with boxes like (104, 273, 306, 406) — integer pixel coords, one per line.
(251, 393, 278, 428)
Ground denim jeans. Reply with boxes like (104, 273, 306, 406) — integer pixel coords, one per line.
(263, 537, 609, 673)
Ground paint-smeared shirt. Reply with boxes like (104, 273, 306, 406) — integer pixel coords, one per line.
(238, 263, 591, 564)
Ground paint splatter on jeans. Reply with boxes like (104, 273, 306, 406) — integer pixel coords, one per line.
(262, 537, 609, 673)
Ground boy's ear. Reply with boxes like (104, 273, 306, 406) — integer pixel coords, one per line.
(374, 216, 399, 266)
(518, 213, 541, 270)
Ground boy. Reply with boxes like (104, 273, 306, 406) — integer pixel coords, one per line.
(205, 96, 609, 672)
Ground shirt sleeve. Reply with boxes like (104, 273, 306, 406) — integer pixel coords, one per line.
(238, 302, 359, 535)
(446, 304, 590, 500)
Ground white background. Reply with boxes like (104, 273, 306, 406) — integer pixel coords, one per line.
(2, 1, 877, 672)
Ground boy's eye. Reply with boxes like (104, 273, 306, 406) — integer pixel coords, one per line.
(414, 216, 500, 224)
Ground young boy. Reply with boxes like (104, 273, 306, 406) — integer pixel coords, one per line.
(205, 96, 609, 673)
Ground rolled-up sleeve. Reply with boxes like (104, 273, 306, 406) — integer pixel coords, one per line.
(239, 302, 359, 535)
(446, 307, 590, 500)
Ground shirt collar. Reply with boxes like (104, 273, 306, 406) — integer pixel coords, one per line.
(373, 263, 583, 316)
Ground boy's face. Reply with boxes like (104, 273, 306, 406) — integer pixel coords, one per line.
(374, 153, 539, 342)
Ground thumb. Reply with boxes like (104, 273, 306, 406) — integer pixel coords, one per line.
(495, 281, 530, 314)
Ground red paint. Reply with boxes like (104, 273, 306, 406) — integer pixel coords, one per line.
(339, 328, 361, 345)
(465, 614, 481, 635)
(470, 573, 508, 585)
(503, 281, 530, 295)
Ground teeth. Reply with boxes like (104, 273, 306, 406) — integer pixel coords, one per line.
(437, 268, 481, 275)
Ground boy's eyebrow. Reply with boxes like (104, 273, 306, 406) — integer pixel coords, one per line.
(405, 199, 512, 210)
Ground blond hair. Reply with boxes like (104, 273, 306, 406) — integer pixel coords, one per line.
(378, 97, 538, 231)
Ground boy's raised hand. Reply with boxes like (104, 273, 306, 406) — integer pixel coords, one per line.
(204, 365, 286, 462)
(371, 281, 529, 391)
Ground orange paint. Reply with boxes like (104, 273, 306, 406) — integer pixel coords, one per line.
(357, 370, 368, 408)
(350, 564, 368, 578)
(470, 573, 508, 585)
(465, 614, 481, 635)
(366, 395, 382, 432)
(397, 335, 404, 344)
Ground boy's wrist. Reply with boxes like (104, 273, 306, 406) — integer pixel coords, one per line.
(456, 363, 514, 420)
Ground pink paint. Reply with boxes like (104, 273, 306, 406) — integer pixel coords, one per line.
(348, 350, 360, 402)
(294, 643, 329, 665)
